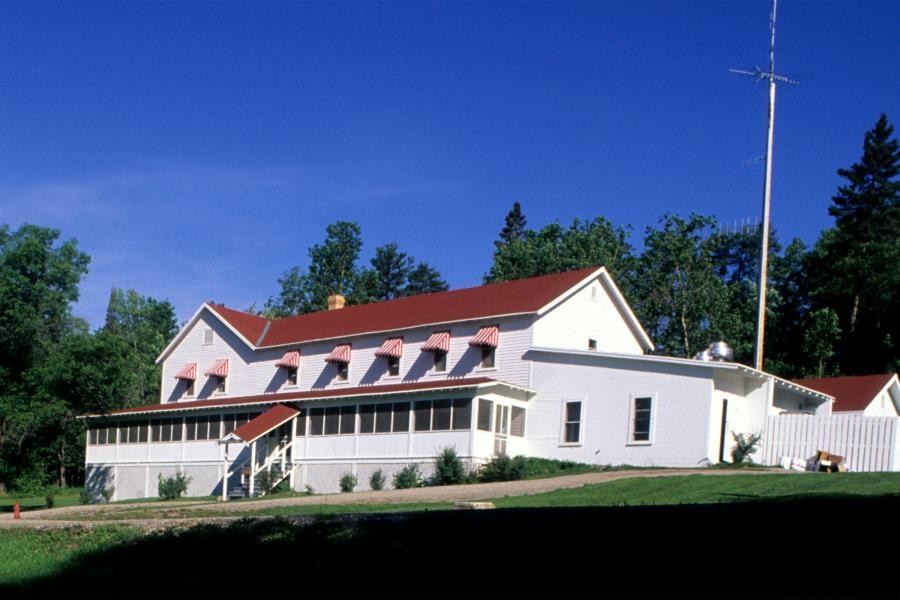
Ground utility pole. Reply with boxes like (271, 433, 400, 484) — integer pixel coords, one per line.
(730, 0, 798, 370)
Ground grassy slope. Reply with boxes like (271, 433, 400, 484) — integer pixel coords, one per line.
(493, 472, 900, 508)
(0, 489, 83, 512)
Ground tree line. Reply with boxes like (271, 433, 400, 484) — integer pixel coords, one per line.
(0, 114, 896, 492)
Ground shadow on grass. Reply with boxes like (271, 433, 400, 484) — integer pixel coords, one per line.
(5, 495, 898, 599)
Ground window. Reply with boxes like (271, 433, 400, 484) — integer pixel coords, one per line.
(185, 417, 197, 441)
(324, 407, 340, 435)
(386, 355, 400, 377)
(375, 403, 392, 433)
(203, 328, 214, 345)
(433, 350, 447, 373)
(215, 377, 226, 394)
(89, 428, 98, 445)
(588, 339, 597, 351)
(414, 401, 432, 431)
(223, 414, 235, 435)
(339, 405, 356, 434)
(510, 406, 526, 437)
(480, 346, 495, 369)
(309, 408, 325, 435)
(185, 379, 195, 397)
(631, 396, 653, 443)
(336, 362, 349, 382)
(477, 399, 493, 432)
(295, 410, 306, 436)
(171, 418, 183, 441)
(452, 399, 472, 430)
(392, 402, 410, 432)
(160, 419, 173, 442)
(286, 367, 298, 386)
(563, 401, 582, 444)
(359, 404, 375, 434)
(494, 405, 509, 435)
(208, 415, 221, 439)
(195, 416, 209, 441)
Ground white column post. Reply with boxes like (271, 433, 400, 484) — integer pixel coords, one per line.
(249, 441, 256, 497)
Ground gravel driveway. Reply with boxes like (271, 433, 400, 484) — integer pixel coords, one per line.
(0, 468, 788, 529)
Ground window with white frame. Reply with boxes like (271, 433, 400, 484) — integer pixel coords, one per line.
(184, 379, 195, 397)
(386, 355, 400, 377)
(630, 396, 654, 443)
(563, 401, 582, 444)
(203, 328, 214, 345)
(286, 367, 298, 386)
(480, 346, 496, 369)
(215, 377, 226, 394)
(477, 398, 493, 431)
(588, 338, 597, 351)
(432, 350, 447, 373)
(336, 361, 349, 382)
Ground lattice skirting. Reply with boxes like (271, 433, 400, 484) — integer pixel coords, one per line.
(85, 463, 224, 502)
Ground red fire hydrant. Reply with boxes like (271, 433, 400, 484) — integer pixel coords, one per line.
(13, 502, 20, 520)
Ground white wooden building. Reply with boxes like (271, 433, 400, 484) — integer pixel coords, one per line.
(792, 373, 899, 417)
(84, 266, 833, 500)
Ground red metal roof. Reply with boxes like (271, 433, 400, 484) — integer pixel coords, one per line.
(324, 343, 352, 364)
(209, 267, 598, 348)
(275, 351, 300, 369)
(469, 325, 499, 348)
(96, 376, 502, 417)
(206, 304, 269, 344)
(232, 403, 298, 443)
(421, 331, 450, 353)
(374, 337, 403, 358)
(175, 363, 197, 381)
(792, 374, 895, 412)
(205, 358, 229, 378)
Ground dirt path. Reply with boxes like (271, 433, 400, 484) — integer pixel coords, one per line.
(0, 468, 789, 529)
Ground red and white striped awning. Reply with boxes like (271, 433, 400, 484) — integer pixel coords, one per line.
(174, 362, 197, 381)
(324, 344, 351, 364)
(205, 358, 229, 378)
(469, 326, 499, 348)
(421, 331, 450, 353)
(374, 337, 403, 358)
(275, 351, 300, 369)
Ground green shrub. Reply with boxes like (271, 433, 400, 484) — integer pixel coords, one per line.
(79, 489, 92, 505)
(478, 455, 528, 482)
(339, 473, 358, 493)
(432, 447, 466, 485)
(369, 469, 386, 491)
(303, 484, 315, 496)
(100, 486, 115, 503)
(254, 469, 285, 495)
(731, 432, 762, 464)
(44, 495, 55, 509)
(158, 472, 191, 500)
(393, 464, 421, 489)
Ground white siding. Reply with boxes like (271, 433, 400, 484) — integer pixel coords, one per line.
(532, 276, 645, 355)
(161, 310, 534, 404)
(862, 389, 900, 417)
(526, 353, 716, 467)
(711, 371, 770, 463)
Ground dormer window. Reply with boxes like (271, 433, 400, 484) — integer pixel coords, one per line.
(325, 344, 351, 383)
(588, 338, 598, 351)
(469, 325, 499, 369)
(375, 337, 403, 378)
(205, 359, 229, 395)
(175, 363, 197, 399)
(422, 331, 450, 373)
(276, 351, 301, 387)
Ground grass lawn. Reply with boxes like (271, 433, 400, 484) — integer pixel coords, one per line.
(493, 471, 900, 509)
(0, 488, 84, 512)
(0, 526, 143, 585)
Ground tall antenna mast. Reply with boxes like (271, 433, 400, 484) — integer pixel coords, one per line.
(730, 0, 798, 370)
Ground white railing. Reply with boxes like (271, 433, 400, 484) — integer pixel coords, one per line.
(762, 414, 899, 472)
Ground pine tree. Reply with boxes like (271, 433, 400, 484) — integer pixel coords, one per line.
(498, 201, 527, 245)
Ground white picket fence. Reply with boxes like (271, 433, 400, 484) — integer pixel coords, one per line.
(762, 414, 900, 472)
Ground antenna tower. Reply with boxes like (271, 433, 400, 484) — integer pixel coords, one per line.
(730, 0, 798, 370)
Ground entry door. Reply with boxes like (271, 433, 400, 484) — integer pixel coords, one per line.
(493, 405, 509, 456)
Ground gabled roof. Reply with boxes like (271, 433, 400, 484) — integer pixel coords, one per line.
(792, 373, 898, 412)
(87, 377, 535, 417)
(157, 266, 653, 362)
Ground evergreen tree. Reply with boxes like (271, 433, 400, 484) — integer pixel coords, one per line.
(498, 201, 527, 245)
(808, 114, 900, 373)
(368, 243, 413, 301)
(404, 262, 448, 296)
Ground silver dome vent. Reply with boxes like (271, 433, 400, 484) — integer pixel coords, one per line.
(694, 341, 734, 362)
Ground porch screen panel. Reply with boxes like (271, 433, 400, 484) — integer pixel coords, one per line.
(414, 401, 432, 431)
(138, 420, 149, 443)
(310, 408, 325, 435)
(171, 418, 183, 442)
(151, 419, 161, 442)
(128, 422, 139, 444)
(477, 399, 493, 431)
(359, 404, 375, 434)
(392, 402, 410, 432)
(295, 409, 307, 436)
(208, 415, 221, 439)
(185, 417, 197, 441)
(375, 403, 392, 433)
(160, 419, 172, 442)
(339, 405, 356, 435)
(452, 399, 472, 430)
(433, 399, 452, 431)
(324, 407, 340, 435)
(196, 416, 209, 441)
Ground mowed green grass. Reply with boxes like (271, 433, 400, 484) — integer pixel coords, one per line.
(492, 472, 900, 508)
(0, 489, 84, 512)
(0, 526, 143, 585)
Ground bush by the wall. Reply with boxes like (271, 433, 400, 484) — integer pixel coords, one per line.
(100, 486, 115, 503)
(432, 447, 466, 485)
(731, 432, 762, 464)
(158, 472, 191, 500)
(369, 469, 386, 491)
(44, 494, 55, 509)
(478, 455, 528, 482)
(393, 464, 421, 489)
(339, 473, 358, 493)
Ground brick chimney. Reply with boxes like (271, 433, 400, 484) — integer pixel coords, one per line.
(327, 294, 346, 311)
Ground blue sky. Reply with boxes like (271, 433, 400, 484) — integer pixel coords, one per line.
(2, 1, 898, 328)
